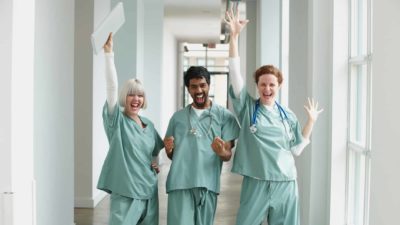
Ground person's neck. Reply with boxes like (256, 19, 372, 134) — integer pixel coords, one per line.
(192, 99, 211, 109)
(260, 98, 275, 107)
(263, 102, 275, 107)
(126, 112, 143, 126)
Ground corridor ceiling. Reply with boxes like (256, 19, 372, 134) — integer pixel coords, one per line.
(164, 0, 228, 44)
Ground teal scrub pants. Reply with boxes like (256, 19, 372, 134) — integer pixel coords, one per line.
(235, 176, 299, 225)
(167, 188, 217, 225)
(109, 192, 159, 225)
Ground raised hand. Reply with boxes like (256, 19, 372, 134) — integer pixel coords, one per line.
(224, 3, 249, 37)
(304, 97, 324, 122)
(103, 32, 113, 53)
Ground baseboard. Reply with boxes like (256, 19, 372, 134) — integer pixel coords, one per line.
(74, 191, 107, 208)
(93, 191, 108, 207)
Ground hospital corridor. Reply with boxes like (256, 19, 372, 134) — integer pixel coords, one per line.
(1, 0, 399, 225)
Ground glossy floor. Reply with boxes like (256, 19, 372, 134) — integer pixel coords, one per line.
(74, 159, 243, 225)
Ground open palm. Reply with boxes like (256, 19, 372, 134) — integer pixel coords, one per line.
(224, 4, 249, 36)
(304, 98, 324, 122)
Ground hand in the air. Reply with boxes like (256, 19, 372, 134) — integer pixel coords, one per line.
(103, 32, 113, 53)
(304, 97, 324, 122)
(224, 3, 249, 36)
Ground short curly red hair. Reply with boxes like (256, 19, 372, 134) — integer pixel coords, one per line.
(254, 65, 283, 85)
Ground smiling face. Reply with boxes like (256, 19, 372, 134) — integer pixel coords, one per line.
(188, 77, 210, 109)
(119, 79, 147, 118)
(124, 94, 144, 117)
(257, 74, 281, 106)
(254, 65, 283, 106)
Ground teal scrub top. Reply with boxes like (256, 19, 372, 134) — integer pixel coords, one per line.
(97, 102, 164, 199)
(165, 103, 240, 194)
(229, 87, 304, 181)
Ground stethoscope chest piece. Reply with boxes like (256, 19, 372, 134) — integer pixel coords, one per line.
(249, 124, 257, 133)
(190, 127, 198, 136)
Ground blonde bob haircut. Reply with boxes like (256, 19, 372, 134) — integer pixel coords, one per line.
(118, 78, 147, 109)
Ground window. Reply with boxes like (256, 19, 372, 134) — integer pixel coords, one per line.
(346, 0, 372, 224)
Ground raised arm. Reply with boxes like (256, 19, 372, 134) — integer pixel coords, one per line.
(291, 98, 324, 156)
(104, 33, 118, 114)
(302, 98, 323, 139)
(225, 4, 248, 97)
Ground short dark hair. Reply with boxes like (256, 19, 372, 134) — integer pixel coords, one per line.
(184, 66, 211, 87)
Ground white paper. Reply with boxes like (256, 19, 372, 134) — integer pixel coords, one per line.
(91, 2, 125, 54)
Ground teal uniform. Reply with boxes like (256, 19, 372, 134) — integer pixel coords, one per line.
(165, 103, 240, 225)
(97, 102, 164, 225)
(230, 87, 304, 225)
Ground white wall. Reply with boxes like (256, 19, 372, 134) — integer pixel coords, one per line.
(75, 0, 110, 208)
(162, 27, 178, 135)
(1, 1, 74, 224)
(161, 25, 178, 164)
(74, 0, 95, 208)
(369, 0, 400, 224)
(142, 0, 164, 131)
(12, 0, 35, 224)
(289, 0, 312, 224)
(112, 0, 144, 83)
(258, 0, 281, 69)
(34, 0, 75, 225)
(1, 1, 35, 224)
(244, 0, 257, 97)
(307, 0, 332, 224)
(0, 0, 13, 195)
(328, 0, 348, 224)
(92, 0, 111, 207)
(290, 0, 341, 224)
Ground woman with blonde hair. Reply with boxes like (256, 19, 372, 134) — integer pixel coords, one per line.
(97, 33, 164, 225)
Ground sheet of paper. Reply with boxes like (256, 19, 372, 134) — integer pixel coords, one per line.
(91, 2, 125, 54)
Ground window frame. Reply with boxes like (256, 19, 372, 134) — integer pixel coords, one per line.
(345, 0, 372, 224)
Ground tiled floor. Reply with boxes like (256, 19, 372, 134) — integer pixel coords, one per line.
(74, 159, 243, 225)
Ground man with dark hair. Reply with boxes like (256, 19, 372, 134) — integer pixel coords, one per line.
(163, 66, 240, 225)
(184, 66, 211, 87)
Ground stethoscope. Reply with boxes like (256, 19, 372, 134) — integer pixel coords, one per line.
(188, 104, 213, 138)
(249, 99, 295, 143)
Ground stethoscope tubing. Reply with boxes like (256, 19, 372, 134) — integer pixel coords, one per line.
(250, 99, 294, 143)
(251, 100, 288, 126)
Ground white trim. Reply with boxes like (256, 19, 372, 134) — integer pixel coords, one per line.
(32, 179, 36, 225)
(1, 192, 14, 225)
(348, 142, 369, 154)
(346, 0, 373, 224)
(363, 0, 372, 223)
(93, 191, 108, 207)
(74, 191, 108, 208)
(348, 55, 370, 64)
